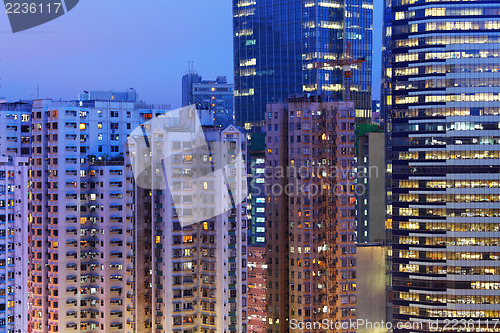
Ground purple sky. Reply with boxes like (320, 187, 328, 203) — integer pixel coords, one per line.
(0, 0, 382, 106)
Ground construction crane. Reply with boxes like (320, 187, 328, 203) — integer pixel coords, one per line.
(310, 41, 366, 101)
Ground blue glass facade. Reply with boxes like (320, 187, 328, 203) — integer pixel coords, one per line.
(383, 0, 500, 331)
(233, 0, 373, 127)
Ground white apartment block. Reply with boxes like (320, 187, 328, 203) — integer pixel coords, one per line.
(0, 156, 29, 333)
(28, 99, 163, 333)
(128, 106, 248, 333)
(0, 102, 32, 333)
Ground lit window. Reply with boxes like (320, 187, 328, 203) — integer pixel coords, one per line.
(239, 58, 256, 67)
(80, 123, 87, 130)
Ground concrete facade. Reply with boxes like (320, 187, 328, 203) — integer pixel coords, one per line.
(265, 96, 358, 333)
(0, 157, 29, 333)
(129, 106, 248, 333)
(28, 99, 154, 332)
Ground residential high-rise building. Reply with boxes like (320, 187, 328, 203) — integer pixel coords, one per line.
(128, 105, 248, 333)
(0, 156, 29, 333)
(28, 98, 151, 332)
(182, 73, 234, 127)
(0, 102, 32, 333)
(0, 94, 171, 332)
(265, 95, 357, 333)
(233, 0, 373, 128)
(384, 1, 500, 331)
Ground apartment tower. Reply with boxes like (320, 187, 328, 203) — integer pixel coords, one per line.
(29, 99, 144, 332)
(265, 96, 357, 333)
(0, 156, 29, 333)
(0, 102, 32, 333)
(128, 106, 248, 333)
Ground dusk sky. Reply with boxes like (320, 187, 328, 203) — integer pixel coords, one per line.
(0, 0, 383, 106)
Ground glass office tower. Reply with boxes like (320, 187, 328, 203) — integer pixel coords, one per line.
(384, 0, 500, 331)
(233, 0, 373, 127)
